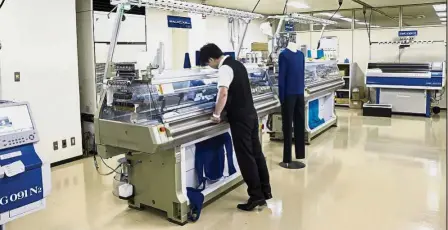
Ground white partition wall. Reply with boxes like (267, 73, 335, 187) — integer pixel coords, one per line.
(0, 0, 82, 163)
(147, 10, 268, 69)
(146, 8, 174, 69)
(311, 30, 353, 63)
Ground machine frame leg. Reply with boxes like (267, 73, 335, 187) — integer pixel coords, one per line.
(1, 224, 4, 230)
(126, 149, 189, 225)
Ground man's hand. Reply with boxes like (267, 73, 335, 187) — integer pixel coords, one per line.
(211, 114, 221, 123)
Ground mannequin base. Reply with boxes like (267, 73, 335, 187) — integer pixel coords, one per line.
(279, 161, 306, 169)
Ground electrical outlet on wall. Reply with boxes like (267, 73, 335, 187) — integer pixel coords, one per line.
(62, 139, 67, 148)
(53, 141, 58, 150)
(71, 137, 75, 146)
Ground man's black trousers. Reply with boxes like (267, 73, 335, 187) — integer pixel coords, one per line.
(281, 94, 306, 163)
(229, 116, 271, 200)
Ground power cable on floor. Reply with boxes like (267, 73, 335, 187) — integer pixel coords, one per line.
(93, 154, 123, 176)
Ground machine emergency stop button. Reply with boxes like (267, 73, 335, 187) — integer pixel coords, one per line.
(159, 127, 166, 133)
(29, 134, 35, 140)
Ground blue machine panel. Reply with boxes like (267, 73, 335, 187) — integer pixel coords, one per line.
(366, 75, 443, 87)
(0, 144, 43, 213)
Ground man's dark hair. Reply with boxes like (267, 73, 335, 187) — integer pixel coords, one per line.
(199, 43, 223, 66)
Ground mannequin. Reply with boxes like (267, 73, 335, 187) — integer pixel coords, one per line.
(278, 40, 306, 169)
(286, 41, 298, 52)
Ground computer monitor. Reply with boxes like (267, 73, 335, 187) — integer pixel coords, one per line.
(0, 104, 34, 136)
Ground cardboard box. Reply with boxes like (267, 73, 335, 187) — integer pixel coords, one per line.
(350, 100, 363, 109)
(351, 87, 365, 100)
(251, 42, 268, 51)
(335, 98, 350, 105)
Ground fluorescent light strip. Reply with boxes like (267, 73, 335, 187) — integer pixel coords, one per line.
(433, 4, 446, 12)
(340, 17, 358, 22)
(441, 18, 447, 21)
(356, 21, 380, 27)
(437, 12, 447, 17)
(287, 2, 310, 9)
(316, 12, 343, 18)
(269, 14, 337, 25)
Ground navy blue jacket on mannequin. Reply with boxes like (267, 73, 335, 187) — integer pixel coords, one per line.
(278, 48, 306, 163)
(278, 49, 305, 102)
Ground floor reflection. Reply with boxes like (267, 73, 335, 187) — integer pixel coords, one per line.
(7, 110, 447, 230)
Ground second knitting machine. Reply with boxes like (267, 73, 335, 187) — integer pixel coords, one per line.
(268, 61, 344, 143)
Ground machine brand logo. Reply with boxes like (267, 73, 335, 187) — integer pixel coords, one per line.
(167, 15, 192, 29)
(398, 30, 418, 37)
(0, 186, 43, 206)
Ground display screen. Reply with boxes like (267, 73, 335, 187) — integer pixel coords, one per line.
(0, 105, 34, 136)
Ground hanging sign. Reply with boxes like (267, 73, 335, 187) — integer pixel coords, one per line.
(285, 22, 294, 32)
(398, 30, 418, 37)
(167, 15, 192, 29)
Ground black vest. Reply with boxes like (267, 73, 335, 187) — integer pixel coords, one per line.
(221, 57, 257, 121)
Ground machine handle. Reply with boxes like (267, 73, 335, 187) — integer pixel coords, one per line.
(255, 100, 280, 110)
(173, 123, 228, 140)
(308, 81, 345, 94)
(168, 119, 215, 136)
(257, 105, 280, 115)
(169, 100, 279, 136)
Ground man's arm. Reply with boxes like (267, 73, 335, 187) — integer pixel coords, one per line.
(214, 65, 234, 117)
(214, 87, 228, 117)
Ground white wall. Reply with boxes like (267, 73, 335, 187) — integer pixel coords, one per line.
(146, 8, 174, 69)
(146, 9, 268, 69)
(311, 30, 353, 63)
(93, 12, 147, 63)
(0, 0, 82, 163)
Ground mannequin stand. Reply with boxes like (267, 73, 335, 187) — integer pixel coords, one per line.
(279, 161, 306, 169)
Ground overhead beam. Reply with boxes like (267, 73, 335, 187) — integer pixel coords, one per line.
(352, 0, 410, 27)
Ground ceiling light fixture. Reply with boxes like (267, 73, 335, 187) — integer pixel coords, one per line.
(440, 17, 446, 21)
(433, 4, 446, 12)
(287, 2, 310, 9)
(356, 21, 369, 25)
(437, 12, 447, 17)
(316, 12, 343, 18)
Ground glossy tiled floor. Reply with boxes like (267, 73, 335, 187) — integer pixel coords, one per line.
(7, 109, 447, 230)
